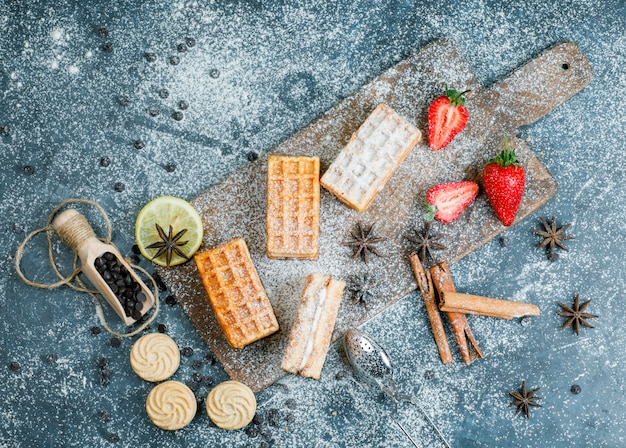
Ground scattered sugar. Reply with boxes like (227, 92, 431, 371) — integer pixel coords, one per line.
(0, 0, 625, 447)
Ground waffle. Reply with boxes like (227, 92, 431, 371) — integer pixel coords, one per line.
(266, 155, 320, 259)
(320, 104, 422, 212)
(194, 238, 279, 349)
(281, 273, 345, 379)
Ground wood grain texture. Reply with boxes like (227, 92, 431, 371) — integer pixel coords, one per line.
(158, 39, 592, 392)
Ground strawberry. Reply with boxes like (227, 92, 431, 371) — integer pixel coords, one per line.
(482, 137, 526, 226)
(427, 86, 469, 150)
(424, 181, 479, 223)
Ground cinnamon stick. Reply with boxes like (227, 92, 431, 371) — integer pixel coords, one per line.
(439, 291, 540, 320)
(430, 262, 483, 365)
(409, 254, 453, 365)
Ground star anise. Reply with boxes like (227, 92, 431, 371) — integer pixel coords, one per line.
(343, 222, 386, 263)
(146, 223, 189, 267)
(558, 294, 598, 336)
(509, 380, 542, 419)
(348, 272, 378, 305)
(531, 216, 574, 262)
(406, 222, 447, 265)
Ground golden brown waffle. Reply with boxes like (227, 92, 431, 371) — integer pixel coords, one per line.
(194, 238, 279, 349)
(266, 155, 320, 259)
(281, 273, 345, 379)
(320, 104, 422, 212)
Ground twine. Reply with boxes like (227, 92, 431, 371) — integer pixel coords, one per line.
(14, 198, 160, 338)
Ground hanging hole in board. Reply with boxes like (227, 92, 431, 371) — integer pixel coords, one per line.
(562, 63, 570, 70)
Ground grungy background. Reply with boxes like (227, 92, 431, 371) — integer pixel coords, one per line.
(1, 1, 625, 447)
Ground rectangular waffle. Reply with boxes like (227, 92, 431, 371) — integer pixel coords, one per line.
(320, 104, 422, 212)
(281, 273, 345, 379)
(266, 155, 320, 259)
(194, 237, 279, 349)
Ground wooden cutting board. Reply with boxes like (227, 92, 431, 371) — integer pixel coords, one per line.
(159, 39, 592, 392)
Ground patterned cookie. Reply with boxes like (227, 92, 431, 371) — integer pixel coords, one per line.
(146, 381, 197, 430)
(130, 333, 180, 382)
(206, 380, 257, 430)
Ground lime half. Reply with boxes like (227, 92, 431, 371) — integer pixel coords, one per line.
(135, 196, 203, 267)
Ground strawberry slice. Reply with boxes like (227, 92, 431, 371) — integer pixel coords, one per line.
(428, 86, 469, 150)
(424, 181, 479, 223)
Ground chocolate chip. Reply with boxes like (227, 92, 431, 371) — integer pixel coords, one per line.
(284, 413, 295, 423)
(99, 157, 111, 167)
(192, 372, 202, 382)
(172, 111, 184, 121)
(158, 89, 169, 99)
(165, 295, 177, 306)
(107, 433, 119, 442)
(267, 408, 279, 427)
(191, 360, 202, 370)
(498, 236, 509, 247)
(185, 37, 196, 47)
(153, 272, 167, 291)
(9, 361, 20, 371)
(101, 43, 112, 52)
(110, 338, 121, 348)
(113, 182, 125, 192)
(148, 109, 160, 117)
(44, 353, 57, 363)
(96, 27, 109, 38)
(133, 140, 144, 150)
(258, 442, 270, 448)
(157, 324, 167, 333)
(549, 252, 559, 262)
(136, 292, 146, 303)
(571, 384, 581, 394)
(201, 376, 213, 386)
(209, 69, 220, 79)
(252, 413, 264, 426)
(169, 56, 180, 66)
(178, 100, 188, 110)
(0, 126, 10, 136)
(423, 369, 435, 380)
(186, 380, 199, 392)
(181, 347, 193, 357)
(129, 254, 139, 264)
(144, 52, 157, 63)
(245, 427, 259, 438)
(247, 152, 259, 162)
(284, 399, 297, 410)
(117, 95, 129, 106)
(131, 309, 142, 320)
(91, 326, 102, 336)
(12, 223, 23, 233)
(23, 165, 34, 175)
(203, 353, 216, 364)
(335, 370, 347, 380)
(177, 43, 187, 53)
(562, 63, 569, 70)
(131, 244, 141, 255)
(99, 358, 109, 368)
(165, 163, 176, 172)
(98, 410, 110, 422)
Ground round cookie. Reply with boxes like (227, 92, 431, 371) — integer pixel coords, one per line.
(130, 333, 180, 382)
(146, 381, 197, 430)
(206, 380, 256, 430)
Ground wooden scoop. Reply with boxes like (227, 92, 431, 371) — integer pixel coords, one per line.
(52, 209, 155, 326)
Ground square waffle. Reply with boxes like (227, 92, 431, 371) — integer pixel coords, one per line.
(194, 238, 279, 349)
(266, 155, 320, 259)
(320, 104, 422, 212)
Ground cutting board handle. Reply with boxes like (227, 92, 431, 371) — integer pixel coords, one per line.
(487, 42, 593, 129)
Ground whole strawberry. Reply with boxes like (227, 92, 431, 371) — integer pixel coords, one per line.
(424, 180, 479, 223)
(482, 137, 525, 226)
(428, 86, 469, 150)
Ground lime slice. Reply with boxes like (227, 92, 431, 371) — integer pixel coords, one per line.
(135, 196, 203, 267)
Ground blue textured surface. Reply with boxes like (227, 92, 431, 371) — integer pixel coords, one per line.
(1, 1, 625, 447)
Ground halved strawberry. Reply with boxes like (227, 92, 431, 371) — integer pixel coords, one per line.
(424, 181, 479, 223)
(428, 86, 469, 150)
